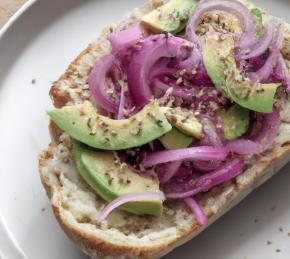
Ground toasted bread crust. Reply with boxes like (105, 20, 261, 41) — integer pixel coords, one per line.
(39, 0, 290, 258)
(39, 141, 290, 258)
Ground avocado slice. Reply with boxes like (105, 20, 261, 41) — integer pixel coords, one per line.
(201, 33, 280, 113)
(48, 101, 172, 150)
(161, 107, 203, 139)
(141, 0, 197, 34)
(219, 104, 250, 140)
(75, 143, 162, 216)
(160, 127, 193, 149)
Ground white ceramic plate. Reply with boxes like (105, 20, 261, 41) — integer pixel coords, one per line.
(0, 0, 289, 258)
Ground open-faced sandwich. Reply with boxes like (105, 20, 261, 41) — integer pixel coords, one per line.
(39, 0, 290, 258)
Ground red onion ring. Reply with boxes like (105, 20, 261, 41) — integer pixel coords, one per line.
(236, 22, 275, 61)
(97, 191, 165, 222)
(192, 122, 223, 172)
(149, 59, 176, 80)
(143, 146, 229, 167)
(88, 54, 119, 113)
(186, 0, 256, 50)
(159, 161, 182, 184)
(275, 53, 290, 92)
(107, 25, 143, 54)
(177, 47, 203, 72)
(127, 35, 193, 108)
(166, 159, 244, 199)
(153, 79, 194, 101)
(184, 197, 208, 225)
(226, 108, 280, 155)
(249, 23, 284, 83)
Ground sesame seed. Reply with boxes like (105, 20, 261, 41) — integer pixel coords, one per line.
(111, 130, 117, 136)
(147, 111, 157, 120)
(176, 77, 183, 85)
(120, 163, 128, 172)
(156, 120, 164, 127)
(130, 126, 142, 136)
(86, 118, 92, 129)
(98, 120, 108, 127)
(179, 69, 187, 76)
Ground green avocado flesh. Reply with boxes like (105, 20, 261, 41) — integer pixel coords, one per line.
(160, 127, 193, 149)
(141, 0, 197, 34)
(201, 33, 280, 113)
(161, 107, 203, 139)
(219, 104, 250, 140)
(74, 143, 162, 216)
(48, 101, 172, 150)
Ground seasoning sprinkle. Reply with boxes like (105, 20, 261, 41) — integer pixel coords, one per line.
(176, 77, 183, 85)
(156, 119, 164, 127)
(111, 130, 117, 137)
(87, 118, 92, 129)
(120, 163, 128, 172)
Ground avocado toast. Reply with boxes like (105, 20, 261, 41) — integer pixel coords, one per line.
(39, 0, 290, 258)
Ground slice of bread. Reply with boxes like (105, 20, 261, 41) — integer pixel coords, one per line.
(39, 1, 290, 258)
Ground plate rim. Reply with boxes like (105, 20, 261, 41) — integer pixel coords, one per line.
(0, 0, 289, 258)
(0, 0, 37, 39)
(0, 1, 38, 257)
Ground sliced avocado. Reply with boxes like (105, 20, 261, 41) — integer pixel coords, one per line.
(201, 33, 280, 113)
(160, 127, 193, 149)
(141, 0, 197, 34)
(48, 101, 172, 150)
(161, 107, 203, 138)
(219, 104, 250, 140)
(75, 142, 162, 216)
